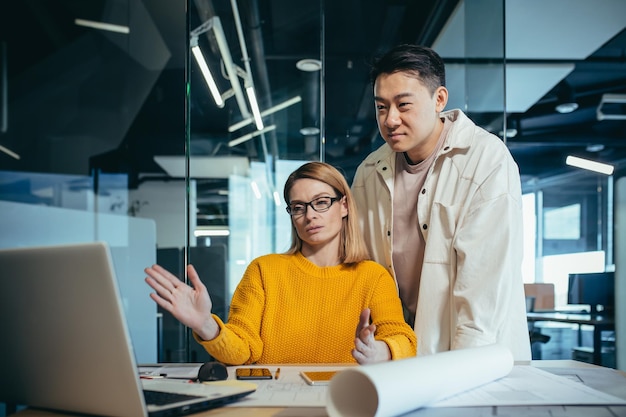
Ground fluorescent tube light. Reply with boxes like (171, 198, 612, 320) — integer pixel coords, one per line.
(246, 86, 264, 130)
(74, 19, 130, 34)
(191, 45, 224, 108)
(0, 144, 20, 160)
(566, 156, 614, 175)
(272, 190, 281, 206)
(228, 95, 301, 132)
(194, 228, 230, 237)
(190, 17, 250, 118)
(250, 181, 262, 199)
(228, 125, 276, 147)
(210, 17, 250, 119)
(597, 93, 626, 121)
(154, 156, 249, 178)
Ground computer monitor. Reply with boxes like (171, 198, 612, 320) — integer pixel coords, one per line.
(567, 272, 615, 314)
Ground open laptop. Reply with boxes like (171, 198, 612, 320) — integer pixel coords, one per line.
(0, 242, 255, 417)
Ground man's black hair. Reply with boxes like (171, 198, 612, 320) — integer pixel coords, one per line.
(369, 44, 446, 94)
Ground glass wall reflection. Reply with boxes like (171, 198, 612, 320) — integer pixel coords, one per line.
(0, 0, 188, 364)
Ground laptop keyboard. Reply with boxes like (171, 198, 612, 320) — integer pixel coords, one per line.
(143, 390, 203, 406)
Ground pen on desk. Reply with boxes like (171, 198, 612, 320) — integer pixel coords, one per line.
(275, 368, 280, 380)
(140, 373, 167, 379)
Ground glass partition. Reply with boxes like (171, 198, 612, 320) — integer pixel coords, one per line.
(0, 0, 189, 364)
(183, 0, 323, 362)
(0, 0, 324, 366)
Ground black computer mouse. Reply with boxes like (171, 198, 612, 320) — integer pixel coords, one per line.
(197, 361, 228, 382)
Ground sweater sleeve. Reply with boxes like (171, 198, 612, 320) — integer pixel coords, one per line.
(368, 264, 418, 359)
(193, 260, 266, 365)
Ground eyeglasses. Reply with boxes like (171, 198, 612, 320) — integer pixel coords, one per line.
(286, 196, 342, 216)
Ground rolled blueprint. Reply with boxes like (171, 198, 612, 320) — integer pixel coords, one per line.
(326, 344, 513, 417)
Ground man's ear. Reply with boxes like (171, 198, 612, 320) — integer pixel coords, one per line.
(435, 86, 448, 112)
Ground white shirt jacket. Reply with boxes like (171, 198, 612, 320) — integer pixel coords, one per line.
(352, 109, 531, 361)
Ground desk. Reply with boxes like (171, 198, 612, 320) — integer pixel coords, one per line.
(527, 311, 615, 366)
(12, 360, 626, 417)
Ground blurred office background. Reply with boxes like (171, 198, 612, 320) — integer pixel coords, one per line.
(0, 2, 625, 406)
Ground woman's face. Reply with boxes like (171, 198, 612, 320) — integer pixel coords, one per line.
(287, 178, 347, 252)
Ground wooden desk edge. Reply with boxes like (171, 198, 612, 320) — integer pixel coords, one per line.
(11, 360, 626, 417)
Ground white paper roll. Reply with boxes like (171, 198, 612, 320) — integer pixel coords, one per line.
(326, 344, 513, 417)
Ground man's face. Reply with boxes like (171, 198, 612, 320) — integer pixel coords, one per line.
(374, 71, 447, 162)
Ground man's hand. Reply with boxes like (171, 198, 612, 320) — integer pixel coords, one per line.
(352, 308, 391, 364)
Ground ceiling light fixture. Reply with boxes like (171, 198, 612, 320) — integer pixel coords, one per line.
(230, 0, 265, 131)
(190, 17, 252, 123)
(153, 156, 249, 178)
(272, 190, 281, 206)
(585, 144, 605, 153)
(296, 59, 322, 72)
(555, 81, 579, 114)
(597, 93, 626, 121)
(74, 18, 130, 34)
(299, 126, 320, 136)
(245, 86, 264, 130)
(191, 42, 224, 108)
(555, 102, 579, 114)
(298, 59, 321, 138)
(194, 227, 230, 237)
(498, 128, 518, 139)
(250, 181, 262, 199)
(228, 95, 302, 132)
(190, 10, 268, 131)
(498, 118, 518, 139)
(0, 144, 20, 160)
(566, 156, 614, 175)
(228, 125, 276, 147)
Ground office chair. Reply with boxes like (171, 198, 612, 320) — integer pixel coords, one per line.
(526, 296, 551, 358)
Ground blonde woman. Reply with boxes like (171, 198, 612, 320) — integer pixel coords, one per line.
(145, 162, 416, 365)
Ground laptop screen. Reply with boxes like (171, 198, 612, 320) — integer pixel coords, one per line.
(0, 242, 254, 416)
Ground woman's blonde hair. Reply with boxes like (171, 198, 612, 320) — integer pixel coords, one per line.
(283, 162, 370, 264)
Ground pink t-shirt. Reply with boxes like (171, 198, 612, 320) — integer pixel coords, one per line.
(393, 119, 450, 324)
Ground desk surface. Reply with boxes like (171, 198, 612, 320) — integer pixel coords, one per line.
(527, 311, 615, 325)
(13, 360, 626, 417)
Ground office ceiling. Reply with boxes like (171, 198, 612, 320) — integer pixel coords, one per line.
(182, 0, 626, 188)
(1, 0, 626, 217)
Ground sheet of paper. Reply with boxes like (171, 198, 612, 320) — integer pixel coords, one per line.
(326, 345, 626, 417)
(225, 365, 348, 407)
(327, 344, 514, 416)
(541, 366, 626, 400)
(435, 365, 626, 407)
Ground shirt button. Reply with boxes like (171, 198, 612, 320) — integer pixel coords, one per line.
(382, 167, 387, 171)
(421, 189, 426, 194)
(444, 146, 450, 151)
(422, 224, 428, 230)
(387, 230, 391, 236)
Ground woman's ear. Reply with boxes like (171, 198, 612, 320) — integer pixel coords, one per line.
(341, 196, 349, 218)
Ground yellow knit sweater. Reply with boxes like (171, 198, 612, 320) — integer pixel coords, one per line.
(194, 252, 417, 365)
